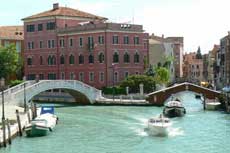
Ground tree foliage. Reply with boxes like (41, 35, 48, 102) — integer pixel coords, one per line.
(154, 67, 170, 85)
(0, 44, 21, 81)
(120, 75, 155, 93)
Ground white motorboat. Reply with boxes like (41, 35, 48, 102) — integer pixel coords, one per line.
(163, 99, 186, 118)
(147, 114, 171, 136)
(25, 106, 58, 137)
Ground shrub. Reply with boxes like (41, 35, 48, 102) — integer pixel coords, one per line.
(102, 86, 126, 95)
(9, 80, 24, 87)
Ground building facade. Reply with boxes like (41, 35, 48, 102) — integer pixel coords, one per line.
(215, 33, 230, 89)
(183, 52, 204, 83)
(23, 3, 148, 89)
(148, 34, 183, 82)
(0, 26, 24, 54)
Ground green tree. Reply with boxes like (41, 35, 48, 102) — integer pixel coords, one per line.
(154, 67, 170, 85)
(0, 44, 21, 81)
(196, 46, 202, 59)
(120, 75, 156, 93)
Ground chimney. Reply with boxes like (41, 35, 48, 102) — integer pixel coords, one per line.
(53, 3, 59, 10)
(228, 31, 230, 36)
(162, 34, 164, 38)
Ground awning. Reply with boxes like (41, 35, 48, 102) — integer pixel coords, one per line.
(222, 86, 230, 93)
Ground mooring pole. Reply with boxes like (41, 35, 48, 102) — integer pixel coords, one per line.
(203, 94, 206, 110)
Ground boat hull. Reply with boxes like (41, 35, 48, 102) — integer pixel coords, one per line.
(163, 107, 186, 118)
(25, 125, 49, 137)
(148, 125, 169, 136)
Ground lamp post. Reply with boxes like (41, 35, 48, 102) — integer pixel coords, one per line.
(24, 82, 27, 113)
(1, 77, 6, 147)
(112, 63, 116, 101)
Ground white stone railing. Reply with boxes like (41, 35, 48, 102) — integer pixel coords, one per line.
(5, 80, 102, 106)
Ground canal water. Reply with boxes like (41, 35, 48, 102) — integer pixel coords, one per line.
(1, 91, 230, 153)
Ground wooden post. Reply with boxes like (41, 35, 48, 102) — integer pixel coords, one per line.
(16, 110, 22, 136)
(27, 111, 31, 123)
(6, 119, 11, 145)
(1, 119, 6, 147)
(34, 103, 37, 118)
(203, 94, 206, 110)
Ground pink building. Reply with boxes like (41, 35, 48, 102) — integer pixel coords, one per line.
(183, 52, 204, 82)
(22, 3, 148, 89)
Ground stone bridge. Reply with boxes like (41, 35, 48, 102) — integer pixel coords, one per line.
(146, 82, 222, 106)
(0, 80, 102, 106)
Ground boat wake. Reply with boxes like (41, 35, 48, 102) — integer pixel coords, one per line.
(168, 127, 184, 137)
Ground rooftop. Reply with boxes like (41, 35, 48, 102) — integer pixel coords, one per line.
(0, 26, 24, 40)
(22, 3, 107, 21)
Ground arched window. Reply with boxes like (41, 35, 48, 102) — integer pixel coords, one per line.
(89, 54, 94, 64)
(27, 57, 32, 65)
(40, 56, 43, 65)
(52, 55, 56, 65)
(79, 54, 84, 64)
(60, 55, 65, 64)
(98, 52, 104, 63)
(69, 54, 75, 64)
(124, 52, 130, 63)
(113, 52, 119, 63)
(134, 52, 139, 63)
(47, 56, 52, 65)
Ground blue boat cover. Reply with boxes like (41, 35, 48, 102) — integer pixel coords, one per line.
(40, 106, 54, 115)
(223, 86, 230, 93)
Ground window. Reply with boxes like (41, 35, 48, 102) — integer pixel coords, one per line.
(70, 72, 75, 80)
(98, 52, 105, 63)
(114, 72, 118, 82)
(89, 54, 94, 64)
(124, 71, 129, 78)
(47, 22, 56, 30)
(38, 24, 43, 31)
(52, 40, 55, 48)
(134, 36, 139, 44)
(39, 74, 44, 80)
(59, 39, 65, 47)
(135, 72, 139, 75)
(124, 52, 130, 63)
(79, 37, 83, 47)
(60, 55, 65, 64)
(61, 72, 65, 80)
(79, 72, 84, 81)
(16, 41, 21, 52)
(40, 56, 43, 65)
(99, 72, 104, 82)
(48, 40, 51, 48)
(134, 52, 140, 63)
(48, 55, 56, 65)
(48, 40, 55, 48)
(27, 42, 34, 49)
(89, 72, 94, 82)
(112, 36, 119, 44)
(69, 38, 73, 47)
(124, 36, 129, 44)
(113, 52, 119, 63)
(27, 74, 36, 80)
(79, 54, 84, 64)
(48, 73, 56, 80)
(144, 43, 147, 49)
(98, 36, 104, 44)
(39, 41, 43, 48)
(27, 57, 32, 65)
(88, 36, 94, 50)
(69, 54, 75, 64)
(26, 24, 35, 32)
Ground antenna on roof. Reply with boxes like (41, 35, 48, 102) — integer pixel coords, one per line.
(132, 8, 134, 24)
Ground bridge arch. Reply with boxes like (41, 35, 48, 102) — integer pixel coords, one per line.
(146, 82, 222, 106)
(10, 80, 102, 106)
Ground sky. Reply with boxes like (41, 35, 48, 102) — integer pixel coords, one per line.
(1, 0, 230, 53)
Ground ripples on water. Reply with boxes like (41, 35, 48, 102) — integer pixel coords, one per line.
(1, 91, 230, 153)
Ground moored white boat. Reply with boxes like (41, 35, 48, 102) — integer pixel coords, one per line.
(147, 114, 171, 136)
(25, 106, 58, 137)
